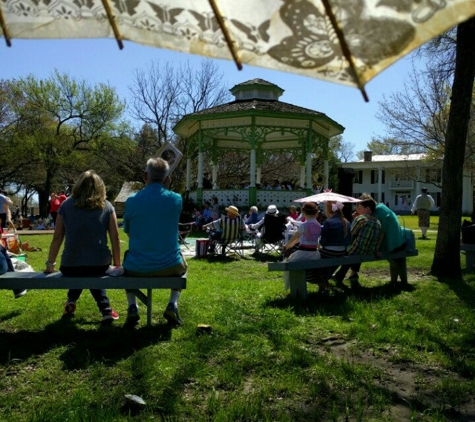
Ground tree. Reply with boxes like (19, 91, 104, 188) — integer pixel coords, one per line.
(431, 18, 475, 278)
(2, 72, 128, 215)
(130, 59, 231, 146)
(129, 59, 232, 190)
(375, 65, 452, 159)
(374, 19, 475, 278)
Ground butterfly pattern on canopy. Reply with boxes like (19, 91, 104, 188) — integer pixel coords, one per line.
(1, 0, 474, 91)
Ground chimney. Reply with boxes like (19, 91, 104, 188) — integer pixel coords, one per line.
(364, 151, 372, 162)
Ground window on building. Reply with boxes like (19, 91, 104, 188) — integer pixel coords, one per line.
(371, 169, 385, 184)
(425, 169, 442, 183)
(355, 170, 363, 184)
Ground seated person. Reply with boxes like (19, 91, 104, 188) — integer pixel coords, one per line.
(203, 205, 244, 253)
(244, 206, 259, 228)
(35, 219, 46, 230)
(192, 207, 201, 225)
(306, 201, 351, 289)
(249, 205, 285, 252)
(281, 202, 322, 290)
(288, 205, 299, 220)
(333, 198, 382, 288)
(196, 201, 213, 227)
(249, 204, 278, 237)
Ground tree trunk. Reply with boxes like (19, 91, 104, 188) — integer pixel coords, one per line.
(431, 18, 475, 278)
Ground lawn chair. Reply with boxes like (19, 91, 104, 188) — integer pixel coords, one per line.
(178, 222, 195, 250)
(208, 215, 245, 257)
(255, 214, 287, 255)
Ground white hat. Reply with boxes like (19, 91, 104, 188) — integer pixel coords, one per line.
(266, 205, 279, 215)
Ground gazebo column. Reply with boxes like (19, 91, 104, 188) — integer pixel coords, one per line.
(249, 118, 257, 205)
(212, 165, 218, 189)
(306, 152, 313, 194)
(300, 166, 306, 189)
(256, 168, 262, 185)
(324, 160, 329, 190)
(196, 128, 203, 205)
(186, 158, 191, 191)
(249, 148, 257, 205)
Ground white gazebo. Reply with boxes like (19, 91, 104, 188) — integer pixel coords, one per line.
(173, 79, 344, 208)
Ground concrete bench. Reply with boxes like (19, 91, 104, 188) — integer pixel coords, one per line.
(0, 272, 187, 326)
(268, 249, 418, 299)
(460, 243, 475, 271)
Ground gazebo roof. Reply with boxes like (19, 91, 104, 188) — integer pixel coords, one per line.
(173, 79, 345, 142)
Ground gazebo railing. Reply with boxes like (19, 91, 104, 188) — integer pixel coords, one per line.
(187, 189, 307, 210)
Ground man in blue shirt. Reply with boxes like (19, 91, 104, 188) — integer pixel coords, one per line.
(123, 157, 187, 326)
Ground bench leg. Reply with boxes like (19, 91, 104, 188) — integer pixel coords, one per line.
(129, 289, 153, 327)
(147, 289, 152, 327)
(389, 258, 407, 284)
(465, 251, 475, 271)
(285, 270, 308, 300)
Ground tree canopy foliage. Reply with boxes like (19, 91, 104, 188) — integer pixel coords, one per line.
(0, 71, 131, 215)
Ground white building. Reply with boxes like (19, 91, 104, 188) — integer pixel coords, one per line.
(341, 152, 473, 213)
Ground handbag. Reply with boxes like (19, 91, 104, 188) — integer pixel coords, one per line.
(399, 217, 416, 253)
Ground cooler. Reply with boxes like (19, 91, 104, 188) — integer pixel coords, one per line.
(195, 239, 209, 258)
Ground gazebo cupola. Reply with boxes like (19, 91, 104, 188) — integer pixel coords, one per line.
(173, 79, 345, 208)
(230, 79, 284, 101)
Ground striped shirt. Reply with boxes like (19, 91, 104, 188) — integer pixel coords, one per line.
(347, 213, 381, 255)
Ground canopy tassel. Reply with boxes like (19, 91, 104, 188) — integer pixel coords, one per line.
(208, 0, 242, 70)
(321, 0, 369, 102)
(0, 4, 12, 47)
(101, 0, 123, 50)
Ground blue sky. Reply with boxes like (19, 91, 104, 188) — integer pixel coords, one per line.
(0, 38, 418, 159)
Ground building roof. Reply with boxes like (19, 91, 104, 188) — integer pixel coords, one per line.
(183, 98, 329, 118)
(114, 181, 143, 203)
(351, 153, 427, 164)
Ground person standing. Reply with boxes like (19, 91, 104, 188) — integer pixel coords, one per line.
(49, 192, 61, 225)
(123, 157, 187, 326)
(58, 191, 68, 204)
(0, 190, 13, 231)
(44, 170, 121, 323)
(411, 187, 435, 240)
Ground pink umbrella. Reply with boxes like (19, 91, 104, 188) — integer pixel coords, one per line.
(294, 192, 361, 204)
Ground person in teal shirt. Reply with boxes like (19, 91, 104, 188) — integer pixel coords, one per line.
(360, 194, 407, 286)
(123, 157, 187, 326)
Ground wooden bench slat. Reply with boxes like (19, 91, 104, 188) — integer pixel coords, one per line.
(0, 273, 186, 290)
(0, 272, 187, 326)
(268, 250, 418, 272)
(268, 250, 418, 300)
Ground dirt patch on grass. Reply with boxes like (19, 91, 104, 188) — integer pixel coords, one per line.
(310, 334, 475, 421)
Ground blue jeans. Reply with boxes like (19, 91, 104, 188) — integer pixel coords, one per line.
(60, 265, 111, 313)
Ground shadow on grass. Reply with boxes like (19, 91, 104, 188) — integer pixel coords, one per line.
(441, 274, 475, 309)
(0, 310, 22, 323)
(0, 318, 174, 369)
(266, 281, 414, 317)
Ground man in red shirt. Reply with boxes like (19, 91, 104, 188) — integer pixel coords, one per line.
(49, 192, 61, 225)
(58, 191, 67, 204)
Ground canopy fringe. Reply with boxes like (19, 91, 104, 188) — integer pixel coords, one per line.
(101, 0, 123, 50)
(208, 0, 242, 70)
(321, 0, 369, 102)
(0, 4, 12, 47)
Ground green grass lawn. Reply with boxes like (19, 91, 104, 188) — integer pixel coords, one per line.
(1, 216, 474, 421)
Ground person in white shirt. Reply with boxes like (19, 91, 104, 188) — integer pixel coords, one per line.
(411, 187, 435, 240)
